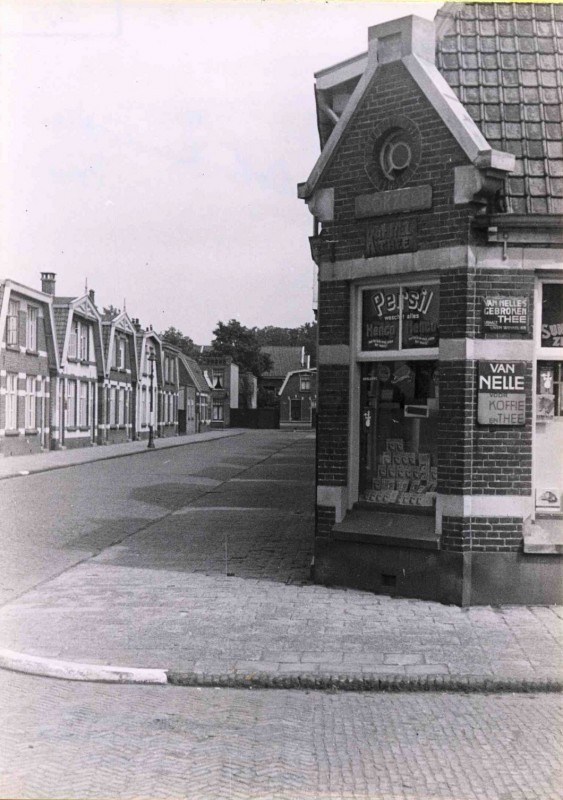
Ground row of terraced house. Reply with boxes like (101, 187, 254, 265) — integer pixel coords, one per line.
(0, 272, 240, 457)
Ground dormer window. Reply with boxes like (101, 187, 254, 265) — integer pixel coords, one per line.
(6, 300, 19, 346)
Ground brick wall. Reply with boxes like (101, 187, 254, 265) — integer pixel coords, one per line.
(317, 365, 349, 486)
(442, 516, 523, 552)
(318, 281, 349, 347)
(316, 505, 336, 538)
(318, 61, 478, 261)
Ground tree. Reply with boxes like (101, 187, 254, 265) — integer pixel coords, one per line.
(160, 326, 196, 358)
(210, 319, 272, 377)
(254, 321, 317, 366)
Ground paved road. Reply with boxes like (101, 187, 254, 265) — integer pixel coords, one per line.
(0, 430, 562, 685)
(1, 670, 561, 800)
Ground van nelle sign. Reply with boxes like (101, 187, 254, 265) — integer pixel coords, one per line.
(478, 362, 526, 426)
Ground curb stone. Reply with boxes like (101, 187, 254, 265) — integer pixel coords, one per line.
(1, 649, 561, 692)
(0, 430, 245, 482)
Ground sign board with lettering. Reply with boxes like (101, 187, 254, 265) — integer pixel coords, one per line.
(361, 285, 439, 351)
(482, 296, 529, 333)
(541, 284, 563, 347)
(365, 218, 418, 258)
(477, 361, 526, 426)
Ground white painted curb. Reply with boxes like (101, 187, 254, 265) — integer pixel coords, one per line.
(0, 649, 168, 684)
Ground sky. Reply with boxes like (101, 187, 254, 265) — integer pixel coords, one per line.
(0, 0, 441, 344)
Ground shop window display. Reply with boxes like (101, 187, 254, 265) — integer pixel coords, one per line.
(359, 360, 438, 514)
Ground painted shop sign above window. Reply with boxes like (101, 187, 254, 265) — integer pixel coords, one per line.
(365, 218, 418, 258)
(477, 362, 526, 426)
(541, 284, 563, 348)
(481, 296, 529, 334)
(361, 285, 439, 352)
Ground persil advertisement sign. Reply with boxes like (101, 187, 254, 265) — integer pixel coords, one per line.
(362, 285, 439, 351)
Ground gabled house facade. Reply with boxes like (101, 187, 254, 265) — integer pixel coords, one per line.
(160, 342, 179, 438)
(259, 346, 309, 406)
(51, 277, 104, 450)
(278, 368, 317, 428)
(299, 4, 563, 605)
(177, 351, 211, 434)
(0, 277, 59, 455)
(200, 355, 239, 428)
(100, 310, 138, 445)
(135, 327, 161, 442)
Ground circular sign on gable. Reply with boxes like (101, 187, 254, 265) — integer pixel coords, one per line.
(364, 115, 422, 190)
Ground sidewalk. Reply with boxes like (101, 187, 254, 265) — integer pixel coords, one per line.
(1, 431, 562, 691)
(0, 428, 244, 481)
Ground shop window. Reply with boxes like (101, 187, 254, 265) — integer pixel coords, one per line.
(359, 361, 439, 513)
(536, 362, 563, 420)
(541, 284, 563, 348)
(361, 284, 439, 353)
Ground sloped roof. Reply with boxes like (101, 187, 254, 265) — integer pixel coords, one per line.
(178, 353, 211, 393)
(278, 368, 317, 396)
(261, 346, 304, 379)
(53, 307, 69, 356)
(436, 2, 563, 214)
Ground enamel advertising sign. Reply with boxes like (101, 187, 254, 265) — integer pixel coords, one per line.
(481, 296, 529, 333)
(477, 361, 526, 426)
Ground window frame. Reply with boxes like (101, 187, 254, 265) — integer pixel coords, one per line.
(6, 300, 19, 347)
(25, 377, 36, 429)
(357, 279, 440, 362)
(5, 373, 18, 429)
(26, 306, 38, 351)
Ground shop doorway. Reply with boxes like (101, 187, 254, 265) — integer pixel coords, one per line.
(359, 360, 438, 515)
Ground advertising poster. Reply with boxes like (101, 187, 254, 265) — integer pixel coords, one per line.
(362, 288, 400, 350)
(482, 295, 529, 333)
(478, 361, 526, 425)
(401, 285, 439, 349)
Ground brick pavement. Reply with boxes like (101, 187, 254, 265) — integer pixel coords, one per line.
(1, 670, 561, 799)
(0, 431, 562, 688)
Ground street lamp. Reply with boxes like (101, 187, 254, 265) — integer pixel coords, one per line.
(147, 347, 156, 450)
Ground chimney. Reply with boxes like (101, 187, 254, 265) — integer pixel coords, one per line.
(41, 272, 56, 295)
(89, 289, 95, 304)
(368, 15, 435, 66)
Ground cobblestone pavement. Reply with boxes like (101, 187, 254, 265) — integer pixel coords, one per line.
(0, 431, 562, 684)
(0, 671, 561, 800)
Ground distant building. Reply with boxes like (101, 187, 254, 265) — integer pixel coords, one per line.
(177, 351, 211, 434)
(200, 355, 239, 427)
(259, 346, 310, 406)
(50, 278, 104, 450)
(100, 309, 138, 445)
(278, 368, 317, 428)
(0, 277, 59, 455)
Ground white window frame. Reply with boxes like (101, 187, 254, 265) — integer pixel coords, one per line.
(300, 374, 311, 392)
(6, 300, 19, 346)
(79, 323, 88, 361)
(68, 321, 78, 360)
(212, 401, 223, 421)
(357, 279, 440, 362)
(109, 387, 116, 425)
(6, 373, 18, 429)
(78, 381, 88, 427)
(67, 380, 76, 427)
(535, 279, 563, 362)
(26, 306, 38, 351)
(25, 377, 36, 429)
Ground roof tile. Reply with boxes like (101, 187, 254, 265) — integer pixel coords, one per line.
(437, 2, 563, 213)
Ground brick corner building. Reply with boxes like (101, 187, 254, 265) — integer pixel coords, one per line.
(298, 3, 563, 604)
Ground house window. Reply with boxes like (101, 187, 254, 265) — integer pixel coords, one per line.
(68, 322, 78, 359)
(212, 401, 223, 421)
(118, 388, 125, 425)
(300, 374, 311, 392)
(26, 307, 38, 351)
(211, 370, 224, 389)
(25, 377, 36, 429)
(290, 398, 302, 421)
(79, 324, 88, 361)
(115, 337, 126, 369)
(109, 387, 116, 425)
(141, 386, 147, 425)
(6, 300, 19, 346)
(5, 373, 18, 429)
(78, 381, 88, 427)
(67, 380, 76, 427)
